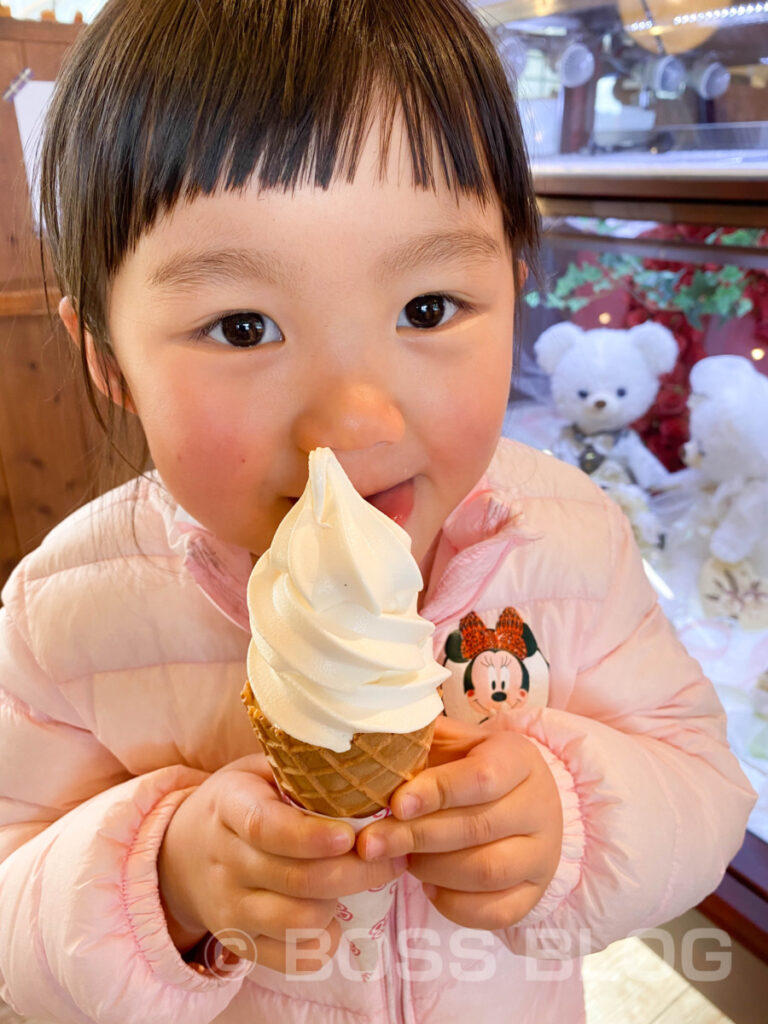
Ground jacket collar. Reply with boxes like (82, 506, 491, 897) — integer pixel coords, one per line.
(419, 476, 539, 635)
(166, 473, 538, 634)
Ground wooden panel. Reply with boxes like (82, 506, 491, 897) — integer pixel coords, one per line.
(0, 16, 112, 597)
(0, 22, 83, 288)
(0, 19, 79, 44)
(534, 171, 768, 205)
(0, 288, 61, 316)
(0, 443, 21, 592)
(730, 830, 768, 903)
(0, 35, 31, 284)
(700, 870, 768, 965)
(0, 314, 94, 557)
(536, 195, 768, 229)
(698, 831, 768, 965)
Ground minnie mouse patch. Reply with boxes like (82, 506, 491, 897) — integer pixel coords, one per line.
(441, 608, 549, 724)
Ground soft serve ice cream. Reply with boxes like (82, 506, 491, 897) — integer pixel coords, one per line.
(246, 447, 447, 753)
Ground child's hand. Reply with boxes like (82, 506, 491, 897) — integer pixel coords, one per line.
(158, 753, 407, 972)
(357, 717, 563, 931)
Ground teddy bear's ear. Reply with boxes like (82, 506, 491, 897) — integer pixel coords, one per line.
(690, 354, 759, 398)
(690, 356, 768, 457)
(533, 322, 583, 374)
(628, 322, 678, 376)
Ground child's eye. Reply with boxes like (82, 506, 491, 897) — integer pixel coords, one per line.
(397, 293, 468, 330)
(196, 311, 283, 348)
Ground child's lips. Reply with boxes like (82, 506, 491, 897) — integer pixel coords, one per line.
(284, 478, 415, 526)
(364, 479, 415, 526)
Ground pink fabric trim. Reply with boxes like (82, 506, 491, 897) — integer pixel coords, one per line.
(506, 736, 586, 930)
(121, 785, 250, 990)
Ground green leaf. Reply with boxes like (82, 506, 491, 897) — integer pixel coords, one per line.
(580, 264, 606, 283)
(689, 270, 714, 299)
(716, 229, 762, 248)
(712, 284, 741, 318)
(551, 262, 590, 298)
(719, 265, 743, 283)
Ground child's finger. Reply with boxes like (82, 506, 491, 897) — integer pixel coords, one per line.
(234, 890, 339, 942)
(218, 919, 342, 974)
(218, 753, 282, 783)
(422, 880, 543, 932)
(427, 716, 487, 767)
(391, 732, 534, 820)
(219, 777, 356, 857)
(407, 835, 545, 893)
(259, 850, 408, 900)
(357, 794, 540, 860)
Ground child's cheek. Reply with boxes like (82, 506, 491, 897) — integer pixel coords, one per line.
(148, 395, 258, 500)
(431, 369, 509, 470)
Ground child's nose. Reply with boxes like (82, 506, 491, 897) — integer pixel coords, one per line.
(291, 378, 405, 454)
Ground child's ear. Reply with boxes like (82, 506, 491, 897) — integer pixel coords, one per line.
(58, 296, 136, 414)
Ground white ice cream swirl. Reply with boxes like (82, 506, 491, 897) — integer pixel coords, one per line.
(246, 448, 447, 752)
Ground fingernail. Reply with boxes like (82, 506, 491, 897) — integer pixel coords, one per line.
(398, 794, 421, 820)
(364, 834, 386, 860)
(393, 856, 409, 874)
(331, 829, 353, 851)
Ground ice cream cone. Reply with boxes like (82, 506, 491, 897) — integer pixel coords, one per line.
(241, 680, 436, 817)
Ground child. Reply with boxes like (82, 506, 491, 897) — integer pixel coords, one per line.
(0, 1, 755, 1021)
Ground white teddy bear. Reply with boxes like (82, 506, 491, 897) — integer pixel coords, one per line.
(677, 355, 768, 628)
(533, 320, 679, 550)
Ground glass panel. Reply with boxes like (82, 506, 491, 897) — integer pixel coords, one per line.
(505, 217, 768, 841)
(480, 0, 768, 175)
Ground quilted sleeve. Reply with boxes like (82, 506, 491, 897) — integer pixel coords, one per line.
(0, 606, 248, 1024)
(495, 497, 757, 958)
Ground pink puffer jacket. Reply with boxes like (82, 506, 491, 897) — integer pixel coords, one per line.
(0, 439, 756, 1024)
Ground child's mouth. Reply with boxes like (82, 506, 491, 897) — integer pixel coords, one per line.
(364, 479, 415, 526)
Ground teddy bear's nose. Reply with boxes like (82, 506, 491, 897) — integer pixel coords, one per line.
(593, 399, 607, 410)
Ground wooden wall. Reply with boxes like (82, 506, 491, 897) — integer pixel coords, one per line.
(0, 14, 140, 594)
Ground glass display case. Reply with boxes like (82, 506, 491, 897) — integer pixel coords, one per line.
(507, 211, 768, 952)
(506, 213, 768, 829)
(479, 0, 768, 965)
(477, 0, 768, 208)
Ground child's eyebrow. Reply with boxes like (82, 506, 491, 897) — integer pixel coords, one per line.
(145, 229, 502, 294)
(377, 229, 502, 276)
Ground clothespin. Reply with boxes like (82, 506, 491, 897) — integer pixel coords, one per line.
(0, 6, 12, 17)
(3, 67, 33, 103)
(40, 10, 56, 20)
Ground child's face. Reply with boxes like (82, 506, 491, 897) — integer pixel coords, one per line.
(100, 115, 517, 571)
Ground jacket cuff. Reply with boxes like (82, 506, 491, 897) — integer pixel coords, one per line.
(500, 735, 585, 933)
(122, 784, 252, 989)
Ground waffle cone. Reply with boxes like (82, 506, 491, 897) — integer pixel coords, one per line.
(241, 680, 436, 817)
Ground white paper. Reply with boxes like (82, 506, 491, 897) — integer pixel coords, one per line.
(12, 80, 55, 234)
(281, 791, 397, 979)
